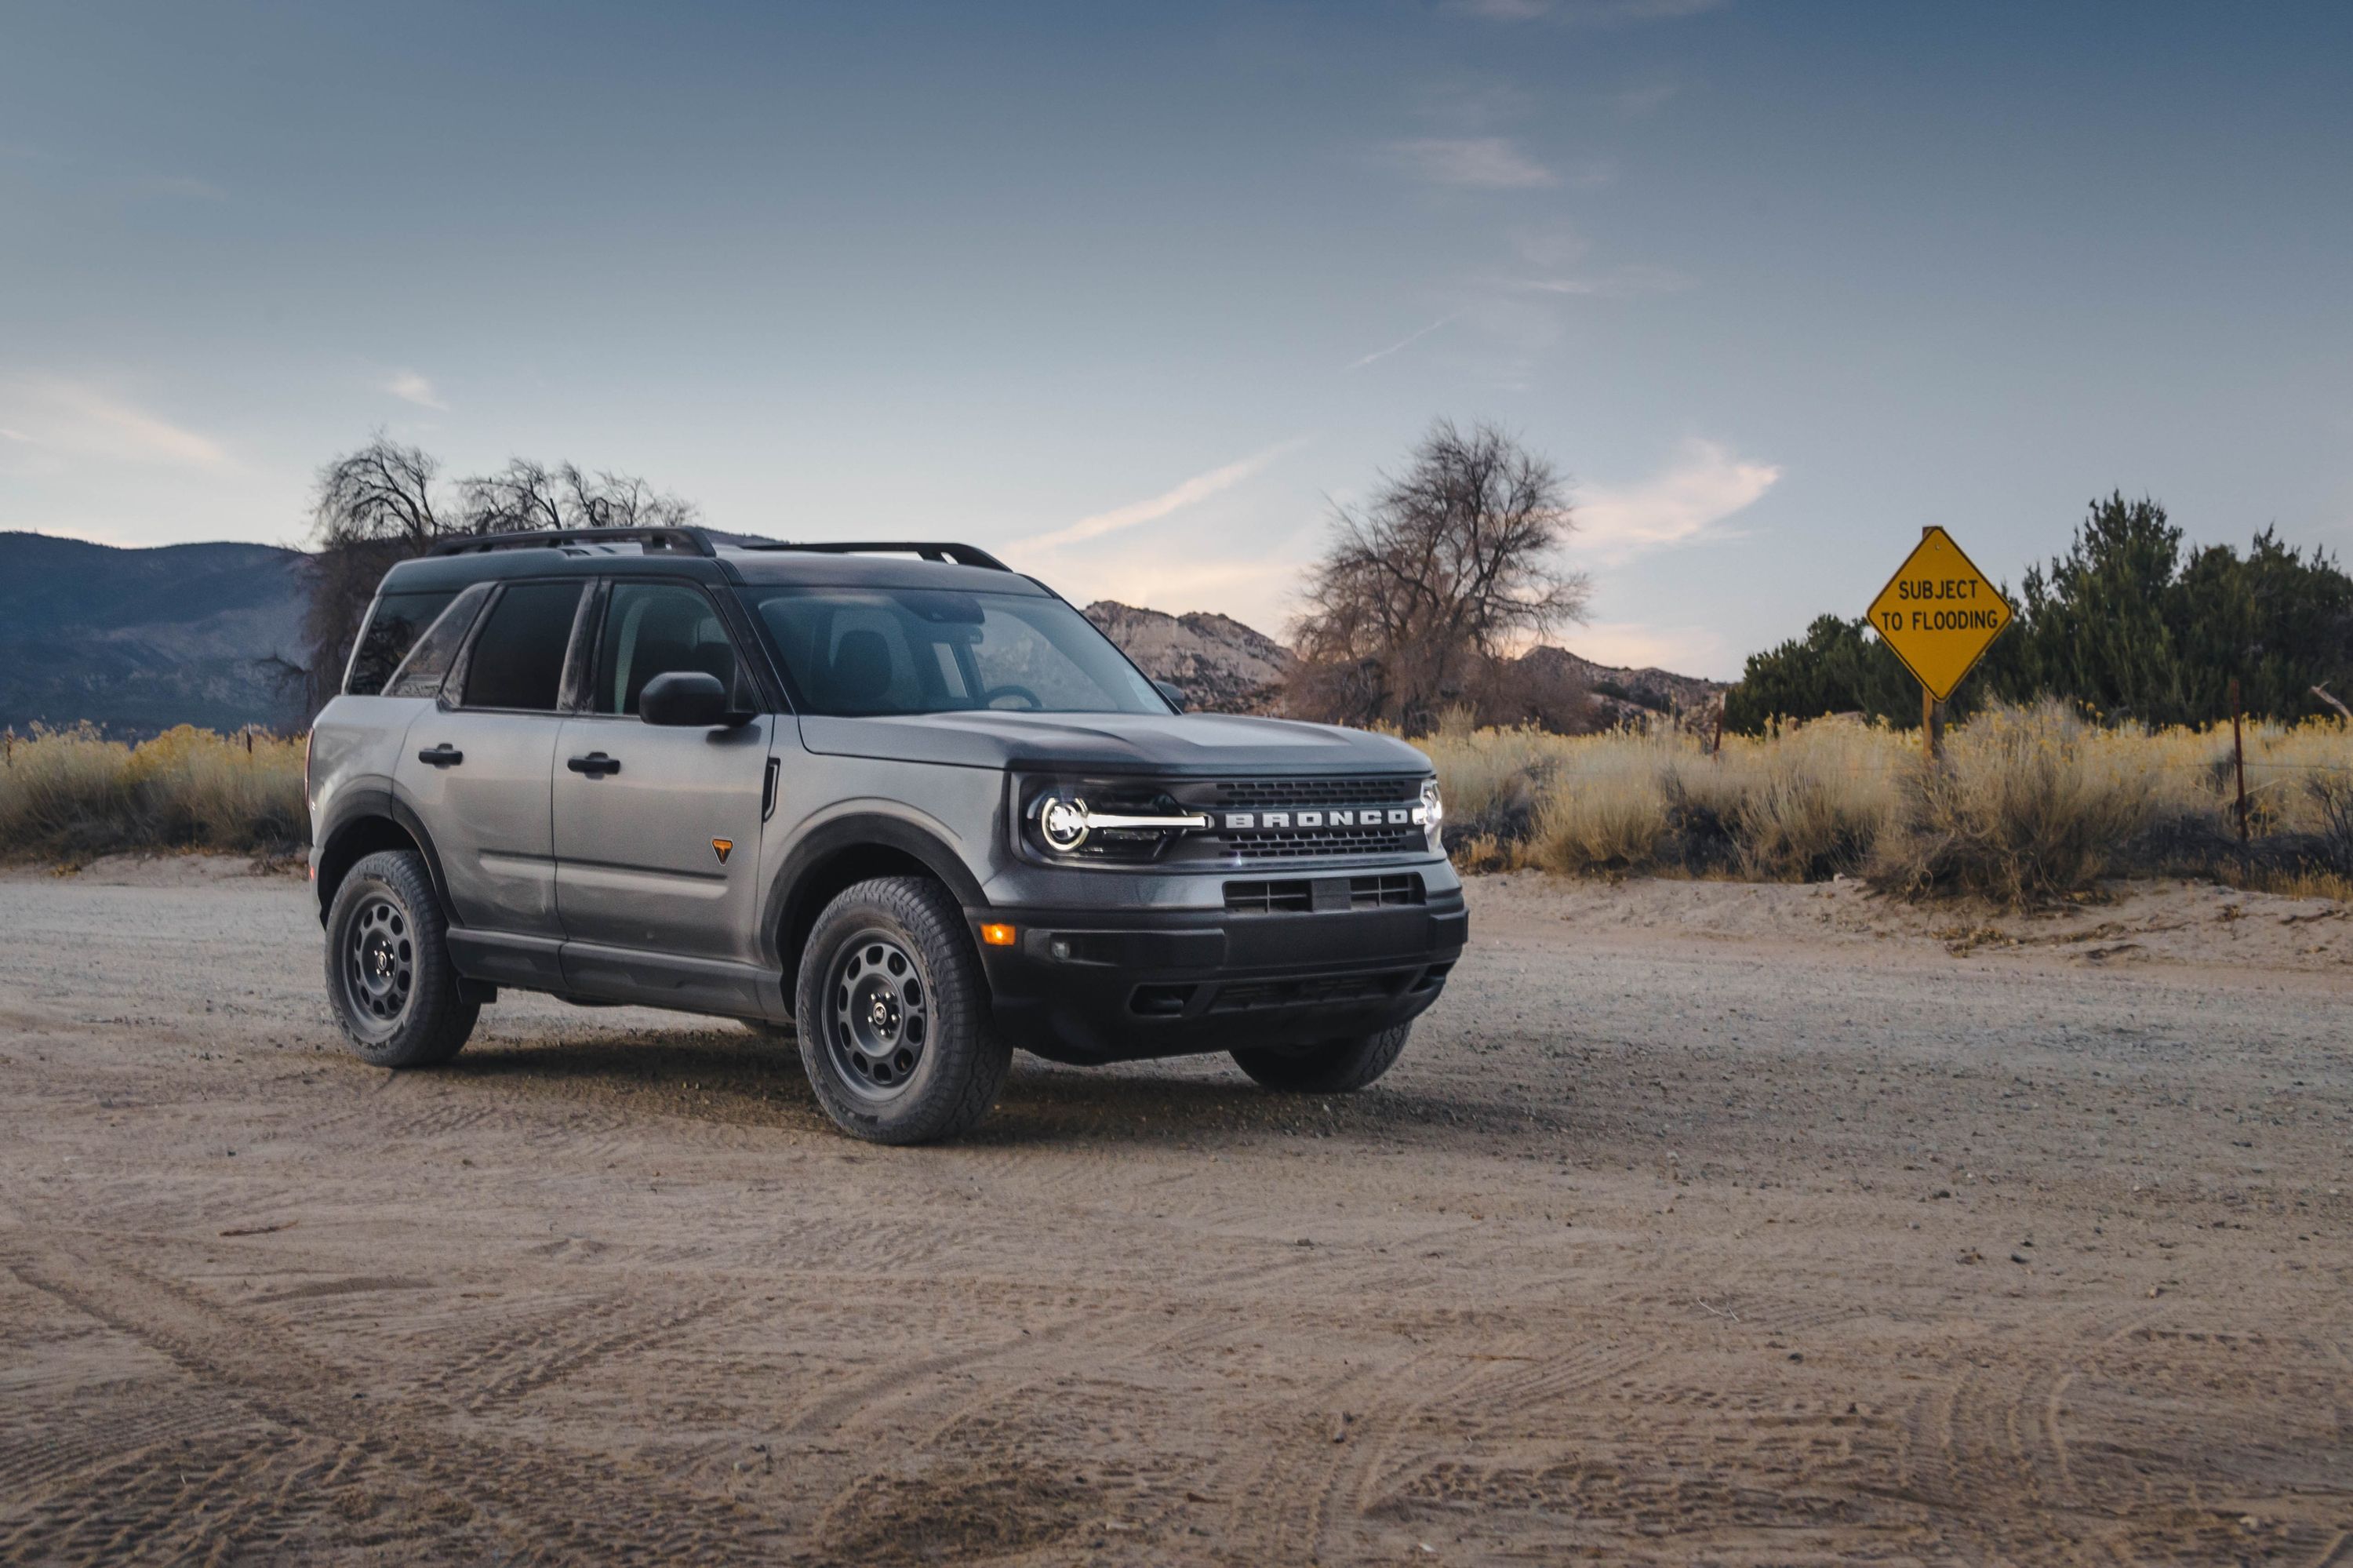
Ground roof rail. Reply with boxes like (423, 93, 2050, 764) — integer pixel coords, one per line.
(739, 540, 1011, 572)
(427, 526, 717, 558)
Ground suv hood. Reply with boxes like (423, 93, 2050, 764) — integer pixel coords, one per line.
(798, 710, 1431, 776)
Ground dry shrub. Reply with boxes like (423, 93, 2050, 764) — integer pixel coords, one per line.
(0, 725, 307, 862)
(1867, 700, 2152, 908)
(1529, 728, 1678, 874)
(1721, 721, 1898, 881)
(1431, 704, 2344, 901)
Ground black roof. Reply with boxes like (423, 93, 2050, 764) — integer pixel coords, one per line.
(380, 529, 1045, 596)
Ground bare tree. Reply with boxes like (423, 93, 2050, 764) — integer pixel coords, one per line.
(300, 436, 448, 711)
(1286, 420, 1589, 732)
(297, 435, 700, 714)
(456, 460, 700, 535)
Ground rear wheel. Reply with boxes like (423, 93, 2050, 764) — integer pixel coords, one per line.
(795, 876, 1010, 1144)
(324, 849, 478, 1068)
(1231, 1022, 1413, 1094)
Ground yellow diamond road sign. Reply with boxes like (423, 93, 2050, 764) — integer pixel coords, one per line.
(1866, 527, 2014, 703)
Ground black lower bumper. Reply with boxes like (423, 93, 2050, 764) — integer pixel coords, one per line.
(973, 892, 1467, 1064)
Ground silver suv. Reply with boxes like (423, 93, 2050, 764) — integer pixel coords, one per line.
(307, 527, 1465, 1142)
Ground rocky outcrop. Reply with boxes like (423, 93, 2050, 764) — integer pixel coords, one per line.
(1511, 645, 1727, 728)
(1082, 602, 1294, 715)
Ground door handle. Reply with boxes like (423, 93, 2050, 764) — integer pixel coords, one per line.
(416, 744, 464, 768)
(566, 752, 622, 777)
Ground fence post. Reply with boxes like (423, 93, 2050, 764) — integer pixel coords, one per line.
(2231, 677, 2248, 845)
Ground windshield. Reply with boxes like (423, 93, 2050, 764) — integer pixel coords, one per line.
(739, 585, 1172, 718)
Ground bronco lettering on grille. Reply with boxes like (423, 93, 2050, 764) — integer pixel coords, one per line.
(1220, 806, 1424, 831)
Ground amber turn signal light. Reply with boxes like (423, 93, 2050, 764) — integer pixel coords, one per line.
(980, 922, 1017, 947)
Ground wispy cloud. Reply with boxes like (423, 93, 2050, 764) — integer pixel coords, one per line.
(1520, 263, 1693, 298)
(0, 380, 229, 470)
(1613, 78, 1682, 117)
(1573, 438, 1780, 566)
(136, 173, 226, 201)
(1384, 137, 1558, 190)
(384, 370, 447, 410)
(1449, 0, 1729, 23)
(1020, 438, 1307, 552)
(1345, 316, 1456, 373)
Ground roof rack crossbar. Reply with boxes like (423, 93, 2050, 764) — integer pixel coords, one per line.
(427, 526, 717, 558)
(739, 540, 1010, 573)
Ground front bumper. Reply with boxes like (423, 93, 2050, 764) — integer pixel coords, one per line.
(973, 884, 1467, 1064)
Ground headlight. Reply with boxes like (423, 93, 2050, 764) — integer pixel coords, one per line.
(1024, 781, 1213, 863)
(1420, 777, 1444, 850)
(1037, 791, 1093, 853)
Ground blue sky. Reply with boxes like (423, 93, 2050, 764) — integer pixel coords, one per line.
(4, 1, 2348, 676)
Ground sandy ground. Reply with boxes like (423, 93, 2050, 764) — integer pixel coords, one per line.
(2, 859, 2348, 1566)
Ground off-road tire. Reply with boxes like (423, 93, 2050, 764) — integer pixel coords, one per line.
(795, 876, 1011, 1144)
(325, 849, 478, 1068)
(1231, 1022, 1413, 1094)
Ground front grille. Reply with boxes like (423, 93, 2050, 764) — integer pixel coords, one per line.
(1223, 823, 1422, 862)
(1224, 879, 1314, 914)
(1351, 873, 1424, 908)
(1034, 773, 1430, 868)
(1214, 776, 1422, 809)
(1224, 873, 1425, 913)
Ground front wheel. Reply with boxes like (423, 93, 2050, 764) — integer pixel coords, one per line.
(324, 849, 478, 1068)
(1231, 1023, 1413, 1094)
(795, 876, 1011, 1144)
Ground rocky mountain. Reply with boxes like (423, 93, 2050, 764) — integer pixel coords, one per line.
(0, 533, 311, 737)
(1511, 645, 1728, 727)
(1087, 598, 1726, 727)
(1082, 601, 1294, 714)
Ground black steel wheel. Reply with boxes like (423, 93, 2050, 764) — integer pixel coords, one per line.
(347, 893, 415, 1026)
(1231, 1022, 1413, 1094)
(795, 876, 1010, 1144)
(825, 932, 932, 1097)
(324, 849, 478, 1068)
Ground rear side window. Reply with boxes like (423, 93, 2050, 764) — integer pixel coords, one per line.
(459, 583, 584, 711)
(383, 584, 491, 700)
(591, 583, 741, 715)
(347, 590, 460, 696)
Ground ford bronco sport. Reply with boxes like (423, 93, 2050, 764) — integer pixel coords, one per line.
(307, 526, 1465, 1142)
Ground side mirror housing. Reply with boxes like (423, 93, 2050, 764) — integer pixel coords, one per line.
(1154, 679, 1187, 712)
(640, 671, 743, 728)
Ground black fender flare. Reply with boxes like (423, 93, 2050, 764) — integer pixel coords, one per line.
(313, 779, 460, 928)
(762, 809, 989, 973)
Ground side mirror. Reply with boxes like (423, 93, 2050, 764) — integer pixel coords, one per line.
(640, 671, 743, 728)
(1154, 679, 1187, 712)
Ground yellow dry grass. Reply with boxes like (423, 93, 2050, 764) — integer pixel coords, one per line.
(0, 725, 307, 862)
(1421, 705, 2352, 905)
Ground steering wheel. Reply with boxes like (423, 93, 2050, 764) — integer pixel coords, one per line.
(982, 684, 1043, 710)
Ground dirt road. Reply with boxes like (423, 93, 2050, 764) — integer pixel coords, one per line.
(3, 862, 2348, 1564)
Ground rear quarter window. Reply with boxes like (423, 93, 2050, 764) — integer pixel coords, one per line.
(382, 584, 492, 700)
(345, 589, 460, 696)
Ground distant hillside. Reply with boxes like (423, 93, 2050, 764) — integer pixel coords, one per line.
(1086, 598, 1724, 726)
(1082, 602, 1294, 714)
(1511, 646, 1727, 726)
(0, 533, 310, 737)
(0, 536, 1722, 735)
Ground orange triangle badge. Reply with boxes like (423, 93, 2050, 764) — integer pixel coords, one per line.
(711, 839, 733, 865)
